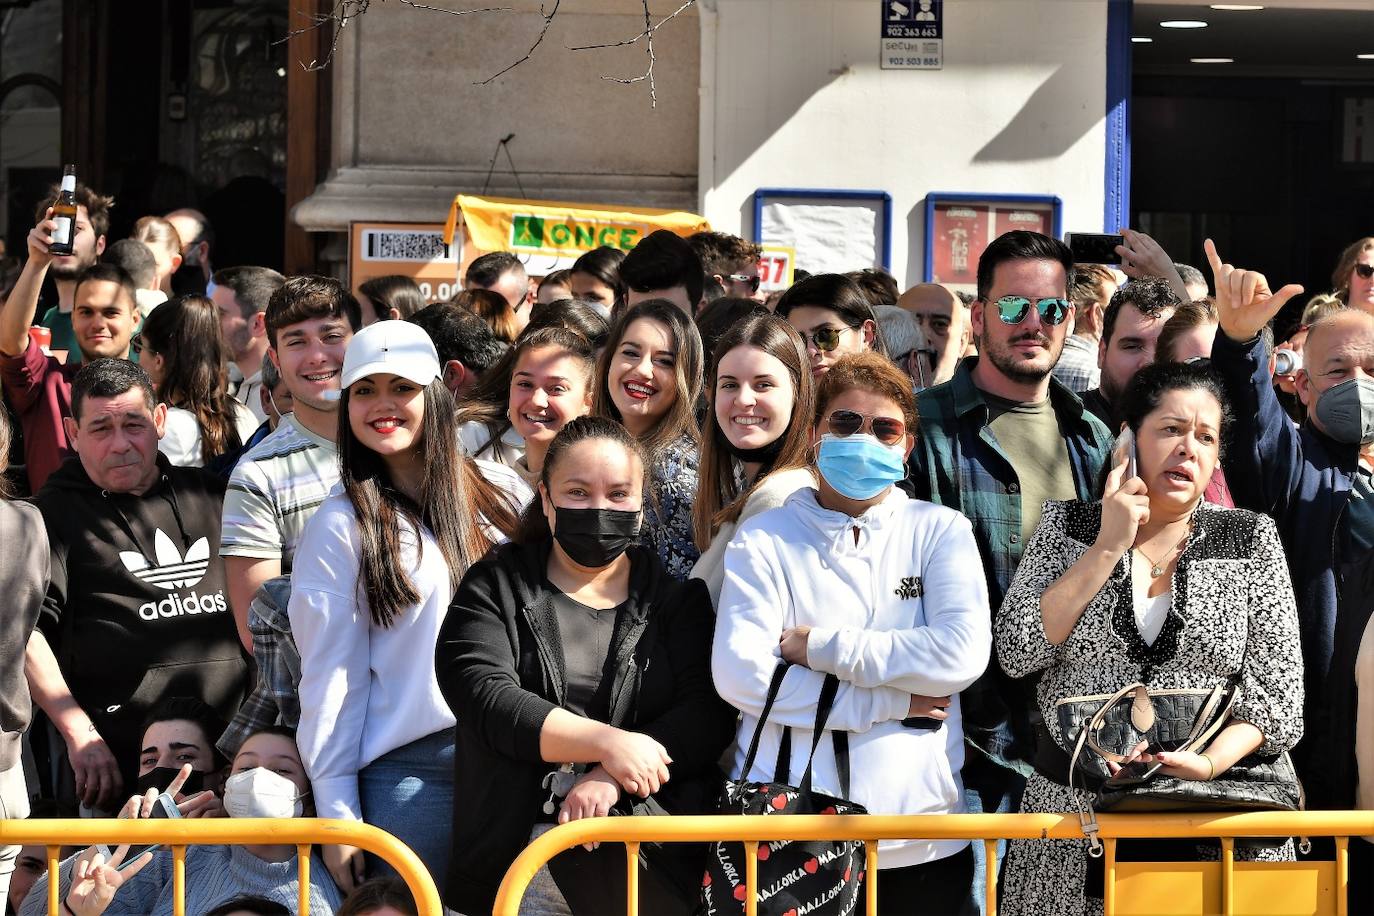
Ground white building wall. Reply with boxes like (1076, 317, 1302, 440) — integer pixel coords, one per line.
(699, 0, 1110, 287)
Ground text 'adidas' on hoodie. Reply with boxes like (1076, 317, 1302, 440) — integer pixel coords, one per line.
(33, 455, 249, 791)
(712, 486, 992, 869)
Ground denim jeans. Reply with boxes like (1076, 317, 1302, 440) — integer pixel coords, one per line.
(359, 728, 455, 884)
(961, 751, 1025, 915)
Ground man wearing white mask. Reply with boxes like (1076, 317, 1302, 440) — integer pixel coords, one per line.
(20, 728, 343, 916)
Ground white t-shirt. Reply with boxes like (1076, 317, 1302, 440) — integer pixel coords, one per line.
(458, 419, 524, 467)
(157, 401, 260, 467)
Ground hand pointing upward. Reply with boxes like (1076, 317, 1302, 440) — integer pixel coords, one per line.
(1204, 238, 1305, 343)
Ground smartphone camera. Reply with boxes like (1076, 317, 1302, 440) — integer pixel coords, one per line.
(1065, 232, 1125, 266)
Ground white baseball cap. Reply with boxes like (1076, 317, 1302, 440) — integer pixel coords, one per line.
(330, 320, 441, 397)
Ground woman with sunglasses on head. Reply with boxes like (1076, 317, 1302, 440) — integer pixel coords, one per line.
(774, 273, 885, 382)
(994, 361, 1302, 916)
(690, 312, 816, 605)
(591, 299, 705, 581)
(435, 417, 734, 916)
(287, 321, 527, 894)
(712, 352, 991, 915)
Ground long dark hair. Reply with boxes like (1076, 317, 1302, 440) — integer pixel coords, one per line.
(515, 416, 647, 544)
(570, 246, 627, 312)
(693, 313, 814, 549)
(590, 299, 704, 460)
(774, 273, 888, 357)
(456, 326, 596, 458)
(339, 379, 520, 626)
(139, 295, 243, 463)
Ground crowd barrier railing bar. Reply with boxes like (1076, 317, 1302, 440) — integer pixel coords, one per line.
(492, 811, 1374, 916)
(0, 817, 444, 916)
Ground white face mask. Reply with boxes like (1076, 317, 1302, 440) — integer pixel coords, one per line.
(223, 767, 307, 819)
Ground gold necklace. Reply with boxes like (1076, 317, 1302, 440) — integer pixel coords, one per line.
(1134, 524, 1193, 579)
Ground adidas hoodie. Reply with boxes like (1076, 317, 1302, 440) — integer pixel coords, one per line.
(32, 455, 249, 792)
(712, 486, 992, 869)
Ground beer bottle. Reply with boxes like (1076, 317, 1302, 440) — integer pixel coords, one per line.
(48, 164, 78, 257)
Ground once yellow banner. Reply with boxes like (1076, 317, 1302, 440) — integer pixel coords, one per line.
(444, 194, 709, 268)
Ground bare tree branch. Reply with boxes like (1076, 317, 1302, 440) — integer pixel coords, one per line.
(568, 0, 696, 108)
(283, 0, 511, 73)
(475, 0, 562, 85)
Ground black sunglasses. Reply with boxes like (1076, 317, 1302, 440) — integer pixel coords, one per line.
(1354, 264, 1374, 280)
(803, 326, 854, 353)
(825, 408, 906, 446)
(993, 295, 1072, 326)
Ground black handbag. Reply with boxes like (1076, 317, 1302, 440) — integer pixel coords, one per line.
(1054, 681, 1303, 855)
(700, 663, 867, 916)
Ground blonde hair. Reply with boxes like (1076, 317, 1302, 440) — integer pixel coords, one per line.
(132, 216, 183, 259)
(1301, 293, 1345, 327)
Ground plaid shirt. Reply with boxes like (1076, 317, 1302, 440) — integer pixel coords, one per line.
(904, 356, 1112, 765)
(1050, 333, 1101, 394)
(215, 576, 301, 757)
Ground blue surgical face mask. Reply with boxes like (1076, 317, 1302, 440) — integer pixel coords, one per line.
(815, 433, 906, 500)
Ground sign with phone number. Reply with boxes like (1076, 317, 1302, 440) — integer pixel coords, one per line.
(881, 0, 943, 71)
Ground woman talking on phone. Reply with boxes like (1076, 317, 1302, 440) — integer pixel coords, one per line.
(995, 361, 1303, 915)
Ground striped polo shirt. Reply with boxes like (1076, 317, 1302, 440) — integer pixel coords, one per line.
(220, 414, 340, 568)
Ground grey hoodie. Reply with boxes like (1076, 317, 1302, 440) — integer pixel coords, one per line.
(1, 499, 49, 770)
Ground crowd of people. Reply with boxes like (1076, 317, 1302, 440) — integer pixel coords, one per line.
(0, 176, 1371, 916)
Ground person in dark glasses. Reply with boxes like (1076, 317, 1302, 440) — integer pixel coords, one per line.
(713, 351, 990, 916)
(688, 231, 766, 305)
(774, 273, 885, 381)
(1331, 236, 1374, 314)
(1078, 277, 1180, 434)
(903, 230, 1114, 907)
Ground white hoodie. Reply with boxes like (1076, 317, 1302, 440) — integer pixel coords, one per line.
(712, 485, 991, 868)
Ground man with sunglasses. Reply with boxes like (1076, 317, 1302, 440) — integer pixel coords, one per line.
(903, 230, 1113, 906)
(688, 230, 765, 304)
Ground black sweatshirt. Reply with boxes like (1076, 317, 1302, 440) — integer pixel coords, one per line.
(435, 540, 734, 915)
(0, 500, 49, 771)
(32, 455, 248, 792)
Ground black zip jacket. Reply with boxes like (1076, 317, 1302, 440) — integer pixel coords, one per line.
(435, 540, 734, 915)
(32, 455, 248, 793)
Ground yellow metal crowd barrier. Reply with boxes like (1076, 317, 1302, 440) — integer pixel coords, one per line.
(493, 811, 1374, 916)
(0, 817, 444, 916)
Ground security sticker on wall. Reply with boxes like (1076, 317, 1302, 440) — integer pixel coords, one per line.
(881, 0, 943, 71)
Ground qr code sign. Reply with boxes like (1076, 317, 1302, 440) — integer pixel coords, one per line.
(361, 230, 451, 263)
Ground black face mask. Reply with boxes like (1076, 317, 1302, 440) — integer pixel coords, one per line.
(135, 766, 205, 797)
(717, 424, 789, 467)
(552, 506, 640, 569)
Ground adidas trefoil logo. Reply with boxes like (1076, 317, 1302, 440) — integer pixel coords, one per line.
(119, 529, 210, 590)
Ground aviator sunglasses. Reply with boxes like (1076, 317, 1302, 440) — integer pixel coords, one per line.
(803, 326, 855, 352)
(825, 408, 907, 446)
(993, 295, 1072, 326)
